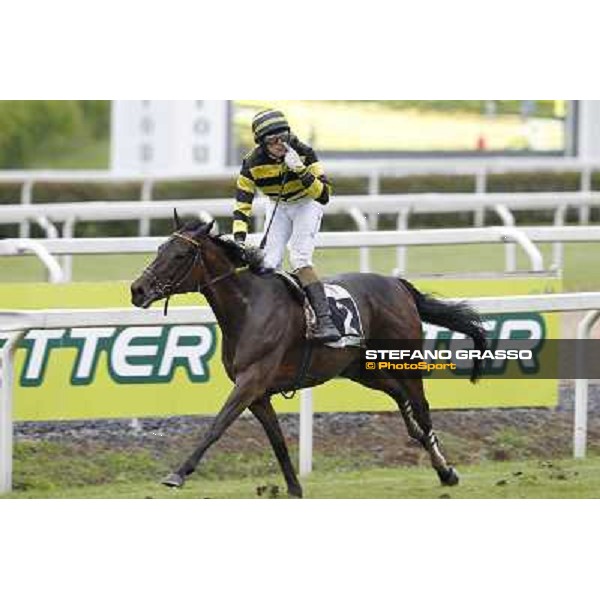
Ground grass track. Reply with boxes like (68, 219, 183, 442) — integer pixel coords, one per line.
(4, 457, 600, 499)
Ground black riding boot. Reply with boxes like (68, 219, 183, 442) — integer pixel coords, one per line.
(304, 281, 341, 343)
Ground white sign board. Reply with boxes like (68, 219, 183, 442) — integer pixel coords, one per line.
(578, 100, 600, 160)
(110, 100, 230, 173)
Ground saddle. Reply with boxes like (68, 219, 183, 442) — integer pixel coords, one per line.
(273, 271, 306, 305)
(273, 271, 364, 349)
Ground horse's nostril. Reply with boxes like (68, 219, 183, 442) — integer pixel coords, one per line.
(131, 283, 146, 306)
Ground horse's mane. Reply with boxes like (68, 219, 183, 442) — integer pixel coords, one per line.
(180, 219, 266, 272)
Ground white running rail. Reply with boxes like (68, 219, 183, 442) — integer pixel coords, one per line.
(2, 191, 600, 273)
(6, 223, 600, 280)
(0, 225, 553, 280)
(1, 192, 600, 225)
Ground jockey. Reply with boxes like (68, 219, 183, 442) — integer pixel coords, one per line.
(232, 108, 341, 343)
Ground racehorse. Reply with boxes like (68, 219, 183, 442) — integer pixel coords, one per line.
(130, 214, 487, 498)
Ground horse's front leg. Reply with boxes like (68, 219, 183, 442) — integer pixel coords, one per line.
(249, 395, 303, 498)
(161, 368, 268, 488)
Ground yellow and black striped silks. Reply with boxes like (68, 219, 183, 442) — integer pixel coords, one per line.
(233, 139, 332, 242)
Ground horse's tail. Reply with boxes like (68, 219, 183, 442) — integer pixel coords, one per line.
(398, 277, 488, 383)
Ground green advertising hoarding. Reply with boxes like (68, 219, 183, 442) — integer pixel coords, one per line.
(0, 276, 561, 421)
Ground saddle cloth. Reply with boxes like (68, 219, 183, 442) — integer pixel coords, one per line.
(274, 272, 364, 348)
(307, 284, 364, 348)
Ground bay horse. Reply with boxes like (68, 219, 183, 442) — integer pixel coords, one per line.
(130, 216, 487, 498)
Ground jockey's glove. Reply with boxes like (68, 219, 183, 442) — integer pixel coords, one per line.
(283, 143, 305, 173)
(233, 233, 247, 246)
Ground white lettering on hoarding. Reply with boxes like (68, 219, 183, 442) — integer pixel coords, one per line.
(69, 327, 116, 382)
(158, 326, 213, 379)
(110, 327, 162, 379)
(22, 329, 66, 384)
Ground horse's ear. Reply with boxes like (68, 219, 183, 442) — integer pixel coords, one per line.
(173, 208, 182, 230)
(201, 220, 215, 234)
(190, 220, 213, 238)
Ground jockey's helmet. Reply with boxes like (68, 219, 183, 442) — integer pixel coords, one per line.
(252, 109, 290, 144)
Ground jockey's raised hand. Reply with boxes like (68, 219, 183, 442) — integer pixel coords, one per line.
(283, 142, 305, 172)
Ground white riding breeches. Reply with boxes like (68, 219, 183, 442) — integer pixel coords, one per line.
(262, 198, 324, 271)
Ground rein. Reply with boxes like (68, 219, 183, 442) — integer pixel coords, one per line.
(177, 232, 247, 291)
(172, 233, 248, 293)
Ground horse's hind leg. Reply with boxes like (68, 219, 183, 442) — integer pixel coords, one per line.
(350, 373, 458, 486)
(394, 376, 459, 486)
(249, 395, 303, 498)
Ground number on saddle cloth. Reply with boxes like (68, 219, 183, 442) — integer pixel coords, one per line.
(323, 284, 363, 343)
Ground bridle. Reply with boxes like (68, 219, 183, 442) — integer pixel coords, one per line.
(173, 232, 249, 292)
(143, 231, 248, 315)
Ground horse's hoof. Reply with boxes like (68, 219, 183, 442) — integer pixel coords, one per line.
(439, 467, 460, 487)
(288, 485, 303, 499)
(161, 473, 185, 488)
